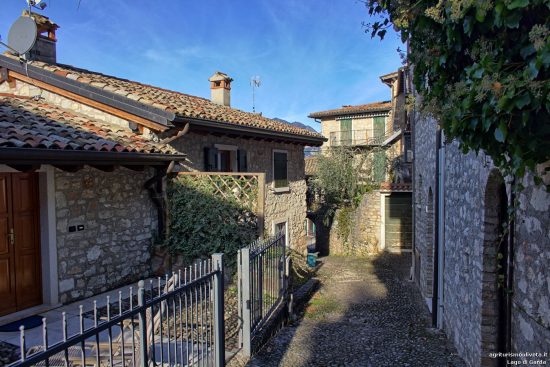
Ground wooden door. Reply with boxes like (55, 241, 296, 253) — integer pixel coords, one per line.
(0, 173, 41, 317)
(385, 193, 412, 251)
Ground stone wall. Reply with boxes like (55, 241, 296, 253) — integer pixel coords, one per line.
(512, 165, 550, 356)
(413, 111, 550, 366)
(327, 190, 381, 256)
(171, 133, 308, 251)
(412, 114, 437, 301)
(55, 166, 157, 303)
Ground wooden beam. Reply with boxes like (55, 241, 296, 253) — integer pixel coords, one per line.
(53, 165, 83, 172)
(8, 70, 169, 133)
(90, 165, 116, 172)
(7, 164, 40, 172)
(122, 165, 145, 171)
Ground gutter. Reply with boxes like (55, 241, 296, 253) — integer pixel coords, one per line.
(177, 117, 327, 146)
(0, 147, 186, 165)
(0, 55, 175, 127)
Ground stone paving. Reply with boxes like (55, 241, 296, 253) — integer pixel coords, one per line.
(249, 253, 466, 367)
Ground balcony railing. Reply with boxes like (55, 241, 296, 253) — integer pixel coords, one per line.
(329, 128, 401, 147)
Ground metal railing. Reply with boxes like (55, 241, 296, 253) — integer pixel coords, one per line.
(237, 233, 288, 357)
(329, 128, 401, 147)
(8, 254, 225, 367)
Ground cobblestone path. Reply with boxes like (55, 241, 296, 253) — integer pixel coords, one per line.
(249, 253, 465, 367)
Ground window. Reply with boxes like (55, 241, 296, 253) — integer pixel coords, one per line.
(273, 150, 288, 189)
(204, 145, 247, 172)
(274, 220, 288, 247)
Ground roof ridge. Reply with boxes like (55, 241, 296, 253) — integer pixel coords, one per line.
(43, 61, 210, 102)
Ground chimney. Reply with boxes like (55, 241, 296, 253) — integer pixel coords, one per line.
(208, 71, 233, 107)
(24, 10, 59, 64)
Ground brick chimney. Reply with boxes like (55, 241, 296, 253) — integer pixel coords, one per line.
(208, 71, 233, 107)
(24, 10, 59, 64)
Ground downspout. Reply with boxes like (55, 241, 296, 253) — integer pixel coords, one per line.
(432, 128, 441, 326)
(145, 166, 167, 239)
(506, 177, 516, 355)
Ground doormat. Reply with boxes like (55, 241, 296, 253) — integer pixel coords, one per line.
(0, 315, 43, 332)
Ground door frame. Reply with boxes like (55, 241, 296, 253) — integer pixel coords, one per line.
(0, 165, 59, 319)
(272, 218, 289, 248)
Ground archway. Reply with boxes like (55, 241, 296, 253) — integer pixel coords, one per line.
(480, 170, 508, 367)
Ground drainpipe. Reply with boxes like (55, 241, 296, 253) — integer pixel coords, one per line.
(145, 166, 167, 239)
(506, 177, 516, 355)
(432, 128, 441, 327)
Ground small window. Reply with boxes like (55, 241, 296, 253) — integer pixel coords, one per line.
(273, 150, 288, 188)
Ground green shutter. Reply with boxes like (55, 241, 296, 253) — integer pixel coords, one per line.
(373, 151, 386, 182)
(373, 116, 385, 138)
(340, 118, 352, 145)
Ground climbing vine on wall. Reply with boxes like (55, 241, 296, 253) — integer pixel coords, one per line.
(163, 175, 258, 267)
(365, 0, 550, 185)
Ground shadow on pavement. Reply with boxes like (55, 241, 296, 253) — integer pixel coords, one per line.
(247, 252, 465, 367)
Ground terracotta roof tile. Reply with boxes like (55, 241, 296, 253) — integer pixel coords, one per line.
(0, 96, 179, 155)
(308, 101, 392, 119)
(24, 60, 323, 139)
(304, 156, 318, 176)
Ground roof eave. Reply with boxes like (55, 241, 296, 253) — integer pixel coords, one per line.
(177, 116, 326, 146)
(308, 107, 392, 119)
(0, 147, 186, 165)
(0, 55, 175, 128)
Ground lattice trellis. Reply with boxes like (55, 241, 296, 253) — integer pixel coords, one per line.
(177, 172, 266, 234)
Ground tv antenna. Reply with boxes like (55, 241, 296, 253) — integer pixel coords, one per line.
(250, 76, 261, 113)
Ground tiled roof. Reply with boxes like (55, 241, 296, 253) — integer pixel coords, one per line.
(304, 156, 318, 176)
(0, 95, 179, 154)
(22, 59, 323, 139)
(308, 101, 392, 119)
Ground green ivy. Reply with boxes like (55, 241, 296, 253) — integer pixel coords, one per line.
(163, 176, 258, 267)
(365, 0, 550, 184)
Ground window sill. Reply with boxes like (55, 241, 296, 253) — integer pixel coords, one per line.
(272, 187, 290, 193)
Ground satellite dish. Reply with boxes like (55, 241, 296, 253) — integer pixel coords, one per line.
(7, 16, 37, 55)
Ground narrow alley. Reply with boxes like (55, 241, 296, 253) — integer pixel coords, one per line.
(249, 255, 466, 367)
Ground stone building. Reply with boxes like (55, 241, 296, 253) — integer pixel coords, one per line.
(412, 84, 550, 364)
(0, 13, 323, 322)
(308, 69, 413, 253)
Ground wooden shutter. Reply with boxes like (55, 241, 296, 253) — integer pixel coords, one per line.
(204, 147, 218, 172)
(273, 152, 288, 188)
(373, 150, 386, 182)
(373, 117, 385, 138)
(237, 150, 248, 172)
(340, 118, 352, 145)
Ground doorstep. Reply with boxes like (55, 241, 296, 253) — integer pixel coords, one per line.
(0, 304, 61, 328)
(0, 277, 159, 349)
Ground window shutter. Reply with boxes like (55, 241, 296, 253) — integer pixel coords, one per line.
(237, 149, 248, 172)
(204, 147, 218, 171)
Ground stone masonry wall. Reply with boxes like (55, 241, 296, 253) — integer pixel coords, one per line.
(512, 165, 550, 356)
(414, 110, 550, 366)
(328, 190, 381, 256)
(171, 133, 308, 252)
(412, 114, 437, 301)
(55, 167, 157, 304)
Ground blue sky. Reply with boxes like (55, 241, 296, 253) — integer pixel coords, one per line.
(0, 0, 404, 131)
